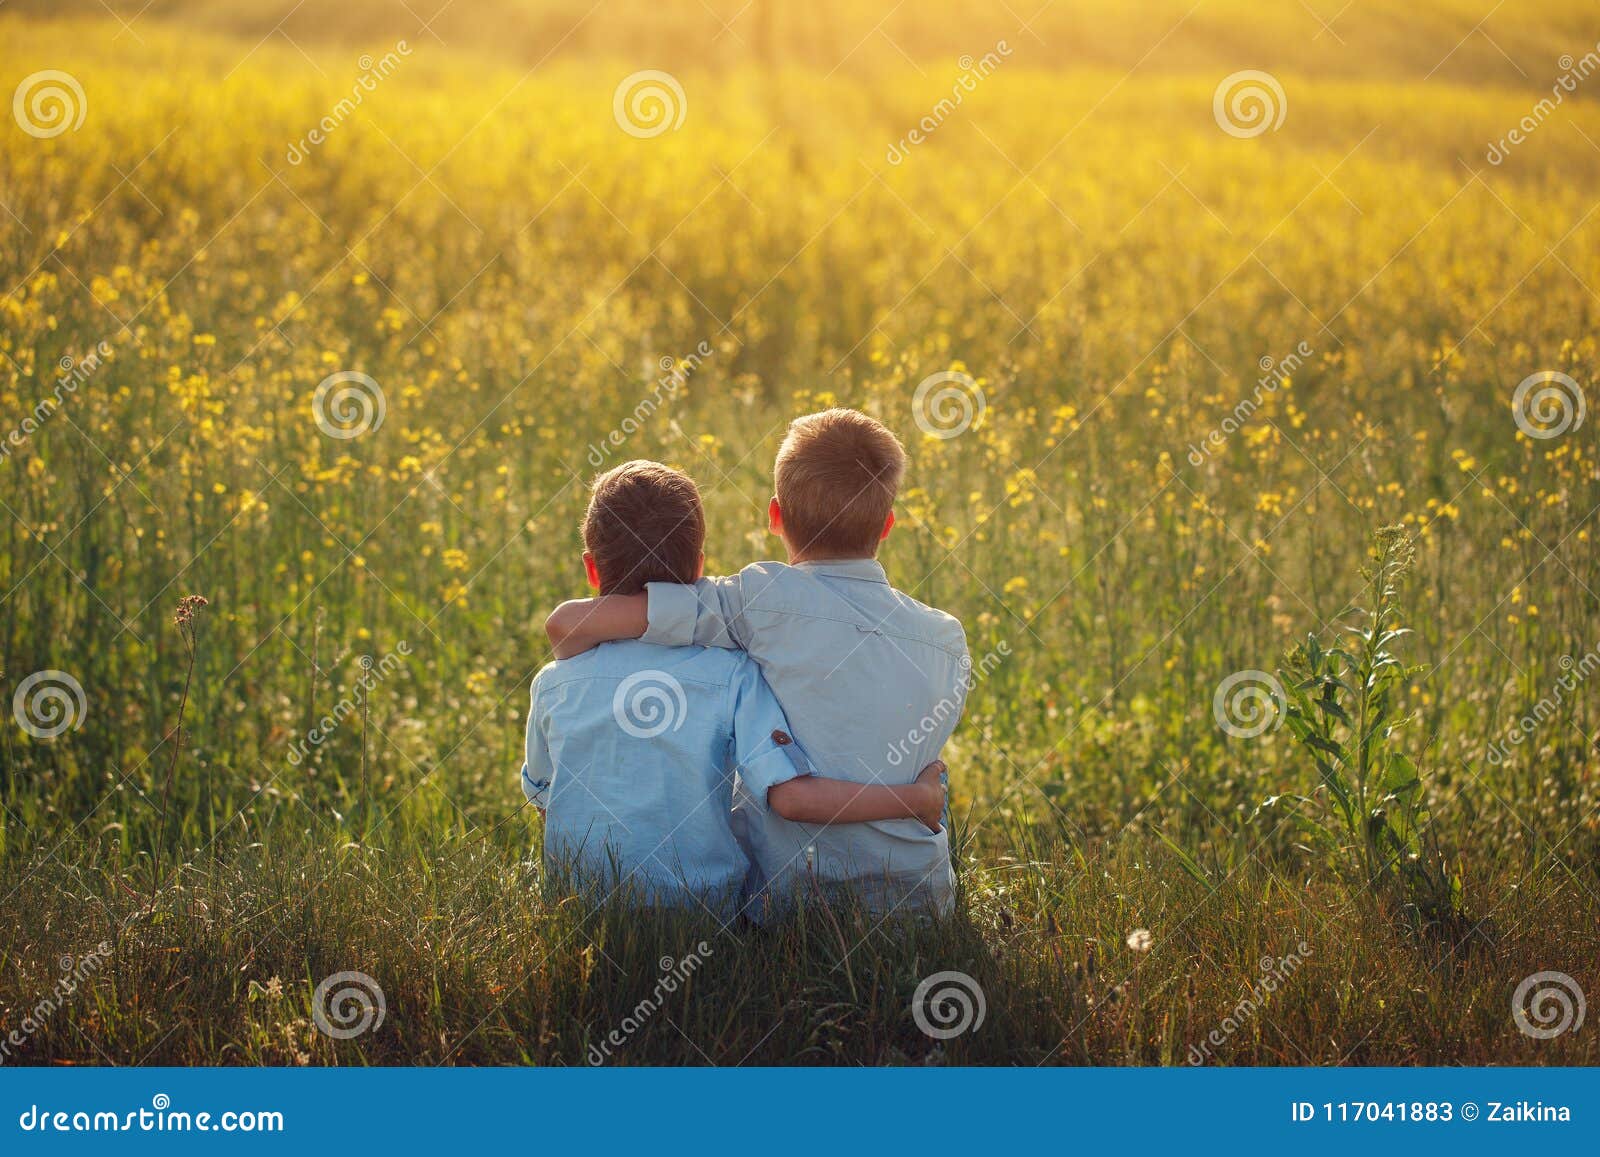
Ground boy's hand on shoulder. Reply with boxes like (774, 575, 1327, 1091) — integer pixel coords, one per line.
(913, 759, 947, 833)
(545, 594, 649, 659)
(545, 598, 594, 658)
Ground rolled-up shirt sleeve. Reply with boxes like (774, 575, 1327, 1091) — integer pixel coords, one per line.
(521, 680, 554, 809)
(726, 656, 812, 810)
(643, 575, 748, 650)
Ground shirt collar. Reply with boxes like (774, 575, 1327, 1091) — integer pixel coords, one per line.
(793, 558, 890, 584)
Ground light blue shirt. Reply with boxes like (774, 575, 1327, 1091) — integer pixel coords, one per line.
(521, 639, 810, 917)
(642, 559, 970, 914)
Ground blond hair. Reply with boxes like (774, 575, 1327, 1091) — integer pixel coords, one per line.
(773, 408, 906, 557)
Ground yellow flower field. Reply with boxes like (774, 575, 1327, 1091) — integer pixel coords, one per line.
(0, 1, 1597, 1065)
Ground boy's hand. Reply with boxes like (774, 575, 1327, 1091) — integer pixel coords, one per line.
(913, 759, 948, 834)
(546, 594, 649, 659)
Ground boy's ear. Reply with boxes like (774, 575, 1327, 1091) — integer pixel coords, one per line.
(880, 510, 895, 540)
(695, 551, 705, 581)
(582, 550, 602, 591)
(768, 496, 783, 536)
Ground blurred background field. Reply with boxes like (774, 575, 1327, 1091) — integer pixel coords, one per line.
(0, 1, 1597, 1064)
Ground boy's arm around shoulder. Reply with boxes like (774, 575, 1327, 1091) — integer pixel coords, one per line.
(643, 568, 765, 651)
(545, 594, 647, 659)
(544, 568, 764, 658)
(547, 566, 777, 665)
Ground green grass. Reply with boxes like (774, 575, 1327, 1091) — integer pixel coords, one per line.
(3, 824, 1596, 1066)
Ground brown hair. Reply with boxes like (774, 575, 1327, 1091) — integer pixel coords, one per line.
(773, 408, 906, 558)
(582, 460, 705, 595)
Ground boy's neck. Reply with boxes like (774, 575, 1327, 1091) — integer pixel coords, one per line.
(786, 550, 879, 566)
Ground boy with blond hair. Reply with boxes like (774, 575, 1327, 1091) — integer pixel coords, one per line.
(523, 458, 946, 915)
(546, 411, 970, 914)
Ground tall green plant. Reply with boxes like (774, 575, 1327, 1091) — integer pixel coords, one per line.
(1256, 526, 1462, 926)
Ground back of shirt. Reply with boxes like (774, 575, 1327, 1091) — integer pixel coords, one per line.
(642, 559, 970, 913)
(521, 639, 808, 915)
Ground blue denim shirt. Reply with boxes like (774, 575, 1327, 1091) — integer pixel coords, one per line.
(521, 638, 810, 916)
(642, 559, 970, 914)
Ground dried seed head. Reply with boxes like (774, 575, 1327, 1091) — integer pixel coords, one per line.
(172, 593, 210, 628)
